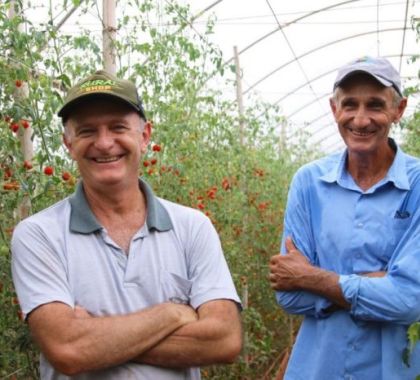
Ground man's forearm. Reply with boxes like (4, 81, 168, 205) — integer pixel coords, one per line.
(29, 302, 197, 375)
(297, 269, 387, 310)
(362, 271, 386, 278)
(133, 300, 242, 368)
(296, 266, 350, 309)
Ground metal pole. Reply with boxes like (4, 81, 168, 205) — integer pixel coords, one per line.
(9, 0, 33, 219)
(103, 0, 117, 74)
(233, 46, 245, 146)
(234, 45, 249, 364)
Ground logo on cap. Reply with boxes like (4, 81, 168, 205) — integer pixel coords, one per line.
(79, 79, 118, 94)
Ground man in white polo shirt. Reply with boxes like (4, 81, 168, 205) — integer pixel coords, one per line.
(11, 70, 242, 379)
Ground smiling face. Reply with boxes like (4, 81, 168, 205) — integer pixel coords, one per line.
(330, 74, 407, 157)
(63, 98, 151, 193)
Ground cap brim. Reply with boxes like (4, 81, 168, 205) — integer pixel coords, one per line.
(58, 93, 146, 120)
(334, 70, 398, 93)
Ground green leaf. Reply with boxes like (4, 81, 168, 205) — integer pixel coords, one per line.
(408, 323, 420, 353)
(58, 74, 72, 89)
(402, 347, 410, 367)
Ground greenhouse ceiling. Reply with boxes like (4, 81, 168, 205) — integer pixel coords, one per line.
(25, 0, 420, 153)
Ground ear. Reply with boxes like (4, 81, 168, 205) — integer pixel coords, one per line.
(394, 97, 408, 123)
(63, 132, 70, 149)
(140, 120, 152, 154)
(329, 97, 338, 121)
(63, 132, 76, 159)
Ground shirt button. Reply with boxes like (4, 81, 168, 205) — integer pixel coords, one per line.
(357, 222, 363, 228)
(344, 374, 354, 380)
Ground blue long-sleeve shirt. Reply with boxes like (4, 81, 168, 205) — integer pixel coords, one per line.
(277, 139, 420, 380)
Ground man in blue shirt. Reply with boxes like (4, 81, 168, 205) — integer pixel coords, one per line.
(269, 56, 420, 379)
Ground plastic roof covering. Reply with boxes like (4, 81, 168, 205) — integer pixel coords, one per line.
(186, 0, 420, 153)
(25, 0, 419, 153)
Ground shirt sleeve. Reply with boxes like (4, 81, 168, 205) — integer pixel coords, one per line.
(339, 199, 420, 324)
(11, 220, 74, 320)
(186, 215, 241, 310)
(275, 170, 335, 318)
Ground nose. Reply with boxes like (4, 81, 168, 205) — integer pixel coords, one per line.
(352, 107, 370, 128)
(94, 128, 114, 150)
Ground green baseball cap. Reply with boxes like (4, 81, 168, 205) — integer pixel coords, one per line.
(57, 70, 146, 120)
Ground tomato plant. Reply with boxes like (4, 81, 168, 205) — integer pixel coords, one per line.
(1, 1, 417, 379)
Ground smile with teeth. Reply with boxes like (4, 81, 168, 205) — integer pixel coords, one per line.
(93, 155, 122, 163)
(348, 128, 374, 137)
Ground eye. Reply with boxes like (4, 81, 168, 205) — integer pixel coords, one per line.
(76, 128, 95, 137)
(111, 124, 129, 132)
(341, 100, 357, 109)
(367, 100, 385, 110)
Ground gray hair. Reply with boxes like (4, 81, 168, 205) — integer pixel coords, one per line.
(331, 85, 403, 107)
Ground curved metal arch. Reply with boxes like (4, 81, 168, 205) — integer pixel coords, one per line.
(285, 119, 342, 152)
(322, 138, 344, 153)
(283, 103, 335, 143)
(312, 119, 340, 138)
(196, 1, 361, 90)
(191, 1, 416, 153)
(223, 0, 359, 65)
(305, 113, 335, 134)
(282, 52, 414, 120)
(286, 93, 331, 119)
(244, 27, 408, 96)
(269, 67, 338, 106)
(260, 52, 413, 133)
(264, 51, 415, 115)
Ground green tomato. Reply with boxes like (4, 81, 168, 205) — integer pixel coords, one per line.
(0, 245, 9, 256)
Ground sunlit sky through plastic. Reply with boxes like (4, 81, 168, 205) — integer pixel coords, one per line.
(26, 0, 419, 153)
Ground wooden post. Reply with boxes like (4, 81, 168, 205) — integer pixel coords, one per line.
(233, 46, 245, 146)
(234, 46, 249, 364)
(103, 0, 117, 74)
(9, 0, 33, 219)
(241, 276, 249, 365)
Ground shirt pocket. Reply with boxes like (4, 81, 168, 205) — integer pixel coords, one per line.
(392, 217, 412, 247)
(160, 269, 193, 305)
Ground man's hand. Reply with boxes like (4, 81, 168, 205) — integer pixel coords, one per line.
(134, 299, 242, 367)
(269, 237, 350, 309)
(269, 237, 312, 291)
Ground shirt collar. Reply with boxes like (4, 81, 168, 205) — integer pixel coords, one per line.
(384, 139, 410, 190)
(319, 150, 347, 184)
(69, 178, 173, 234)
(320, 138, 410, 190)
